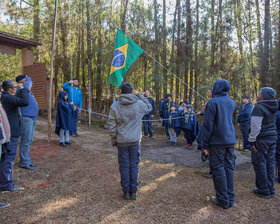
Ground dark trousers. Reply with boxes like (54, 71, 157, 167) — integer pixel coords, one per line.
(276, 141, 280, 179)
(118, 144, 141, 193)
(252, 140, 276, 196)
(0, 137, 19, 190)
(142, 115, 153, 137)
(196, 126, 203, 149)
(240, 121, 251, 150)
(71, 108, 79, 135)
(209, 145, 235, 208)
(183, 129, 195, 145)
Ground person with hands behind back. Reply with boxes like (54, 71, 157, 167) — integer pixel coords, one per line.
(249, 87, 278, 199)
(107, 82, 152, 201)
(202, 79, 237, 209)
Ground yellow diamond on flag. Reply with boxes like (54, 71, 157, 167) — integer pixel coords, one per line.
(110, 44, 128, 74)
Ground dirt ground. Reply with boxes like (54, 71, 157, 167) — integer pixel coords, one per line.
(1, 118, 280, 224)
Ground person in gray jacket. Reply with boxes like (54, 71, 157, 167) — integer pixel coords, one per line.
(107, 82, 152, 200)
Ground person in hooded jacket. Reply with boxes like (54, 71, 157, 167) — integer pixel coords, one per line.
(237, 95, 253, 152)
(275, 98, 280, 184)
(55, 91, 75, 147)
(249, 87, 278, 198)
(202, 79, 237, 209)
(107, 82, 152, 201)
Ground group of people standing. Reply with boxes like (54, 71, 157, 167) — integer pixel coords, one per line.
(0, 75, 38, 208)
(108, 79, 280, 210)
(0, 75, 82, 208)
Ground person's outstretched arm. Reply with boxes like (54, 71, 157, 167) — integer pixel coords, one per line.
(62, 81, 71, 90)
(133, 90, 152, 115)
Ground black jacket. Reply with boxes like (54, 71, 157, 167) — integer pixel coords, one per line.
(249, 100, 278, 143)
(202, 79, 237, 148)
(1, 89, 29, 137)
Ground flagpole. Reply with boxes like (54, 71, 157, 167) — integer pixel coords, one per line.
(143, 51, 207, 101)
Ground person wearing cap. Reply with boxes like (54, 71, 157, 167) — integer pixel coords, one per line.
(16, 74, 38, 170)
(249, 87, 278, 198)
(0, 80, 29, 192)
(275, 98, 280, 184)
(62, 78, 82, 137)
(107, 82, 152, 201)
(0, 88, 11, 208)
(202, 79, 237, 209)
(237, 95, 253, 152)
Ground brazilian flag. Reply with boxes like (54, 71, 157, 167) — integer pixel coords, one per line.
(109, 29, 144, 88)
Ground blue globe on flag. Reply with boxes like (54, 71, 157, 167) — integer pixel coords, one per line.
(112, 49, 126, 67)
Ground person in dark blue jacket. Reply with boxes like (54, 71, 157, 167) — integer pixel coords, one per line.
(142, 90, 155, 139)
(62, 78, 82, 137)
(237, 95, 253, 152)
(180, 104, 199, 150)
(55, 91, 75, 147)
(162, 94, 175, 139)
(249, 88, 277, 198)
(167, 105, 180, 145)
(202, 79, 237, 209)
(275, 99, 280, 184)
(16, 74, 39, 170)
(0, 80, 29, 192)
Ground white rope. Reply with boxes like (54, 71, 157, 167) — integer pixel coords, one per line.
(68, 1, 74, 102)
(143, 51, 208, 101)
(78, 107, 204, 122)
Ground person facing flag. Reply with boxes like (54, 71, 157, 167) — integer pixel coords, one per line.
(109, 29, 144, 88)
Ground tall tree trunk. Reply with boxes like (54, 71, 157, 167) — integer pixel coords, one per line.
(121, 0, 129, 33)
(218, 0, 225, 74)
(233, 0, 243, 56)
(262, 0, 271, 86)
(162, 0, 168, 96)
(170, 0, 178, 95)
(210, 0, 215, 75)
(175, 0, 181, 100)
(153, 0, 160, 103)
(33, 0, 40, 61)
(96, 17, 103, 103)
(194, 0, 199, 110)
(81, 0, 87, 107)
(86, 0, 92, 125)
(185, 0, 193, 100)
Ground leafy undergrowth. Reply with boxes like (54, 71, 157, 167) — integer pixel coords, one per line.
(1, 119, 280, 224)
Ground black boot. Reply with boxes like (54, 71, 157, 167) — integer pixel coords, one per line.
(122, 192, 130, 200)
(130, 192, 137, 200)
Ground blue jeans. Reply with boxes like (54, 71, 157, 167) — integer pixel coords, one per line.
(0, 137, 19, 190)
(252, 140, 276, 196)
(19, 117, 36, 167)
(71, 108, 79, 135)
(59, 129, 70, 143)
(142, 115, 153, 137)
(240, 121, 251, 150)
(118, 144, 141, 193)
(209, 145, 235, 208)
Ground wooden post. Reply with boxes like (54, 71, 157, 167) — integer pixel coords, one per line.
(48, 0, 58, 142)
(88, 79, 92, 126)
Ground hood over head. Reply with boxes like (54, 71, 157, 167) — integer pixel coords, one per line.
(212, 79, 231, 97)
